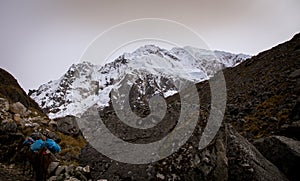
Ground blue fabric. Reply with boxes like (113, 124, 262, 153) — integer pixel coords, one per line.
(30, 139, 45, 152)
(23, 137, 35, 146)
(45, 139, 61, 153)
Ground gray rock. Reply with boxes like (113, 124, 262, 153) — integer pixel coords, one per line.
(48, 161, 60, 175)
(55, 165, 66, 176)
(9, 102, 27, 116)
(55, 116, 80, 136)
(227, 125, 288, 181)
(254, 135, 300, 181)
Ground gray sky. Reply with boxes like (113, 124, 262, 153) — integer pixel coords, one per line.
(0, 0, 299, 92)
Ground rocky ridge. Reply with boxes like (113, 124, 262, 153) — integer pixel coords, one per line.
(30, 46, 250, 119)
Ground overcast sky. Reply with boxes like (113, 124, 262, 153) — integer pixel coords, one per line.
(0, 0, 299, 92)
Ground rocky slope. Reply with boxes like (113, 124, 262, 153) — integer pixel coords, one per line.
(0, 68, 44, 114)
(30, 46, 250, 119)
(79, 33, 300, 181)
(0, 69, 89, 180)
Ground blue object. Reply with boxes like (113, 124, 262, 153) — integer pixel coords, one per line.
(30, 139, 45, 152)
(45, 139, 61, 153)
(23, 137, 35, 146)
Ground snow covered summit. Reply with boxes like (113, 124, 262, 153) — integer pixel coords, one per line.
(30, 45, 251, 118)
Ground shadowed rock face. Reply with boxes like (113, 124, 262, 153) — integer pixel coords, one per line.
(254, 136, 300, 181)
(227, 126, 288, 181)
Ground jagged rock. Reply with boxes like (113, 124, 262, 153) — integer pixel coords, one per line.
(279, 121, 300, 140)
(55, 116, 80, 136)
(83, 165, 90, 173)
(48, 161, 60, 175)
(0, 98, 9, 112)
(227, 125, 288, 181)
(55, 165, 66, 176)
(254, 136, 300, 181)
(74, 170, 88, 181)
(9, 102, 27, 116)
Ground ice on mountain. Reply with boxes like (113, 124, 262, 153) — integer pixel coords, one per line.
(30, 45, 251, 118)
(163, 90, 178, 98)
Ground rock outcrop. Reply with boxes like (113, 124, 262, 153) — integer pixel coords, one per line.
(254, 136, 300, 181)
(54, 115, 80, 136)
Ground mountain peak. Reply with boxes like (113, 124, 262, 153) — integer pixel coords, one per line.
(31, 45, 250, 118)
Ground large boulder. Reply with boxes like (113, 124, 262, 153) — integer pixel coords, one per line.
(55, 116, 80, 136)
(254, 136, 300, 181)
(227, 125, 288, 181)
(9, 102, 27, 116)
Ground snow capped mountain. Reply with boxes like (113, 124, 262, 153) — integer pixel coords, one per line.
(30, 45, 251, 119)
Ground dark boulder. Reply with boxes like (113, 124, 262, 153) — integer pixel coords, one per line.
(254, 136, 300, 181)
(55, 116, 80, 136)
(279, 121, 300, 141)
(227, 125, 288, 181)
